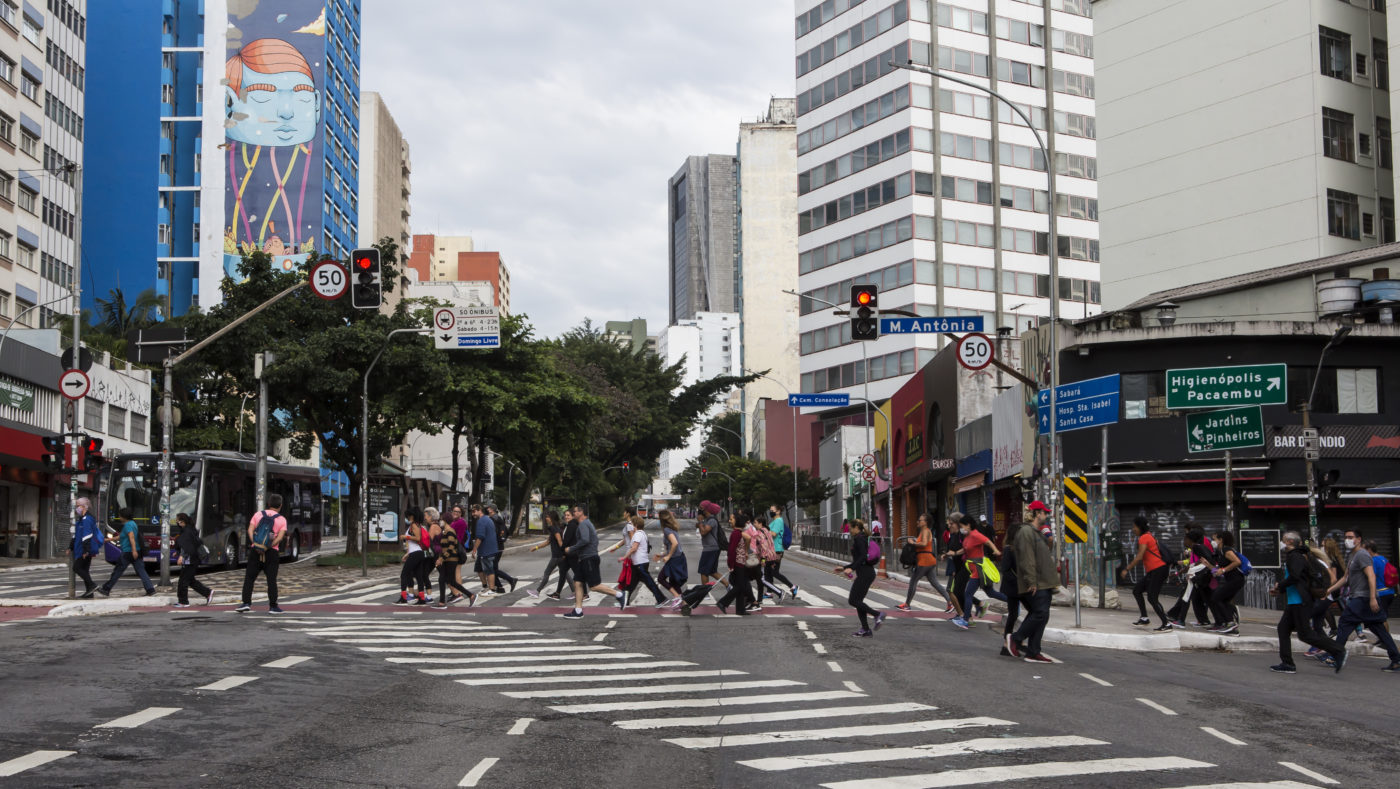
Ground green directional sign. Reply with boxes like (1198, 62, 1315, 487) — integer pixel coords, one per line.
(1166, 363, 1287, 410)
(1186, 406, 1265, 453)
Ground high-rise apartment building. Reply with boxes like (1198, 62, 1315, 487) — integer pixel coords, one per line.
(657, 311, 740, 479)
(795, 0, 1100, 404)
(1096, 0, 1396, 309)
(669, 154, 738, 324)
(0, 0, 84, 332)
(407, 234, 511, 316)
(85, 0, 361, 316)
(358, 91, 411, 255)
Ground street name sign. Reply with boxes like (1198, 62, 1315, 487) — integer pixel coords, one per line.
(789, 393, 850, 407)
(1166, 363, 1286, 409)
(1037, 373, 1120, 435)
(1186, 405, 1265, 453)
(880, 316, 984, 334)
(434, 306, 501, 349)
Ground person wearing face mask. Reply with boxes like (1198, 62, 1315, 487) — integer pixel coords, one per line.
(1271, 531, 1346, 674)
(1327, 530, 1400, 672)
(955, 513, 1006, 629)
(941, 513, 971, 624)
(68, 497, 103, 598)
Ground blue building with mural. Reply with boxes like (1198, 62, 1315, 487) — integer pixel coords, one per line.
(85, 0, 361, 317)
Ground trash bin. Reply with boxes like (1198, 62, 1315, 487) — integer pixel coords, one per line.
(13, 535, 31, 559)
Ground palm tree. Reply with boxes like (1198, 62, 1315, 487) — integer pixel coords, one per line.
(93, 287, 162, 338)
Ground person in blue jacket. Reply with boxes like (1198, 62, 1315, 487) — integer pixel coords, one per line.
(69, 497, 103, 598)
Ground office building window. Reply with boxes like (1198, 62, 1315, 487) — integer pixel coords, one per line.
(21, 13, 39, 46)
(17, 186, 35, 213)
(1381, 197, 1396, 243)
(1326, 188, 1361, 239)
(19, 130, 36, 158)
(0, 231, 9, 260)
(1379, 117, 1392, 169)
(16, 242, 33, 269)
(19, 72, 37, 102)
(1320, 26, 1351, 80)
(1377, 39, 1390, 89)
(0, 1, 15, 29)
(107, 406, 127, 439)
(130, 413, 147, 444)
(0, 113, 12, 143)
(0, 171, 11, 201)
(85, 399, 103, 431)
(1322, 107, 1355, 161)
(0, 56, 12, 84)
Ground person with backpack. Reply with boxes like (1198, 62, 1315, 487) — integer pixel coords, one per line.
(1271, 531, 1347, 673)
(1168, 528, 1218, 628)
(393, 508, 433, 605)
(751, 516, 786, 609)
(953, 513, 1006, 630)
(1327, 530, 1400, 672)
(69, 497, 103, 598)
(431, 514, 475, 609)
(942, 513, 971, 623)
(696, 501, 727, 591)
(765, 505, 798, 599)
(1369, 540, 1397, 618)
(98, 507, 156, 598)
(715, 510, 758, 615)
(1119, 516, 1172, 632)
(235, 493, 286, 614)
(484, 504, 517, 594)
(618, 516, 668, 607)
(653, 509, 688, 603)
(833, 518, 885, 637)
(172, 512, 213, 608)
(1208, 531, 1246, 634)
(897, 513, 954, 612)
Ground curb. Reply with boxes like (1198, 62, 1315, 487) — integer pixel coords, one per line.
(0, 563, 67, 574)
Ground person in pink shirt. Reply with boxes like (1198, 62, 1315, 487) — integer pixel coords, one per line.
(235, 493, 288, 614)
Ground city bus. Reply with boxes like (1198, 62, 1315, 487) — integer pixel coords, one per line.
(104, 450, 323, 568)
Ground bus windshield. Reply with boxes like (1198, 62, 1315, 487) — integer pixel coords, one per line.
(107, 458, 201, 534)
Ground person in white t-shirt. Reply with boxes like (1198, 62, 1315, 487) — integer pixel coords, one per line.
(618, 515, 668, 606)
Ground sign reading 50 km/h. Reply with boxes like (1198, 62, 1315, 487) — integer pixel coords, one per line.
(1166, 363, 1287, 410)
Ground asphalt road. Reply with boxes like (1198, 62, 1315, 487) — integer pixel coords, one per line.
(1, 524, 1395, 788)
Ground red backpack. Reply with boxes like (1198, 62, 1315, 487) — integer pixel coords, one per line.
(1383, 558, 1399, 590)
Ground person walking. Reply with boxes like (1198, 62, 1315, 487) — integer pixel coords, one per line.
(487, 504, 518, 593)
(1007, 501, 1057, 663)
(1208, 531, 1246, 634)
(1271, 531, 1346, 674)
(619, 516, 667, 606)
(833, 518, 885, 637)
(1327, 530, 1400, 671)
(69, 497, 103, 598)
(562, 505, 625, 618)
(766, 505, 798, 599)
(172, 512, 213, 607)
(696, 501, 727, 589)
(942, 514, 970, 622)
(468, 503, 501, 597)
(528, 509, 570, 598)
(653, 509, 688, 603)
(431, 516, 476, 609)
(715, 510, 757, 615)
(235, 493, 287, 614)
(1368, 539, 1397, 618)
(97, 508, 156, 598)
(750, 516, 785, 608)
(1119, 516, 1171, 631)
(898, 513, 953, 612)
(395, 508, 432, 605)
(954, 514, 1006, 629)
(998, 518, 1025, 656)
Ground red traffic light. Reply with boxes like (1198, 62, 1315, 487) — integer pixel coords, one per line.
(82, 436, 103, 454)
(856, 291, 872, 306)
(356, 256, 372, 270)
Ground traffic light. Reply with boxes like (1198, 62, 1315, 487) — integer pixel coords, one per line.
(850, 284, 879, 340)
(350, 248, 382, 309)
(1315, 468, 1342, 505)
(700, 467, 708, 478)
(41, 435, 64, 472)
(81, 436, 105, 473)
(622, 461, 630, 472)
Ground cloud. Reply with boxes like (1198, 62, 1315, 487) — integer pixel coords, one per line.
(362, 1, 793, 337)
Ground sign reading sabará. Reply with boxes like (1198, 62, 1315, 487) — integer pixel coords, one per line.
(1166, 363, 1286, 409)
(1186, 406, 1265, 453)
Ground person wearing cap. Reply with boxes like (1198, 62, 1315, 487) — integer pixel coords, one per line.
(1007, 501, 1059, 663)
(696, 500, 727, 590)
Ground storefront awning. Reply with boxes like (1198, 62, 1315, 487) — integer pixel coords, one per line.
(1367, 481, 1400, 495)
(1106, 464, 1269, 486)
(1244, 491, 1400, 509)
(953, 472, 986, 494)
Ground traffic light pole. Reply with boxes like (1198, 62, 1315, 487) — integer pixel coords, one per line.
(361, 328, 429, 577)
(65, 163, 83, 597)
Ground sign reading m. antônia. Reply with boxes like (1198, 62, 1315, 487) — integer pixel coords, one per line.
(1166, 363, 1286, 409)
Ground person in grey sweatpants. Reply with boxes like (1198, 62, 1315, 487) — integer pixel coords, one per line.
(899, 513, 954, 611)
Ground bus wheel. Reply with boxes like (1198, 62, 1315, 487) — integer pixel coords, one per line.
(285, 532, 300, 561)
(224, 537, 239, 568)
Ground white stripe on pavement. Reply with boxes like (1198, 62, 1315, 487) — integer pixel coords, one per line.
(1135, 698, 1177, 716)
(507, 718, 534, 735)
(792, 588, 837, 607)
(1157, 782, 1320, 789)
(1078, 673, 1113, 687)
(95, 707, 181, 729)
(359, 651, 649, 662)
(262, 656, 313, 668)
(1200, 727, 1247, 746)
(864, 587, 936, 610)
(612, 701, 928, 729)
(822, 585, 866, 605)
(504, 679, 803, 699)
(340, 590, 410, 605)
(291, 625, 512, 633)
(458, 757, 498, 787)
(827, 661, 843, 673)
(738, 735, 1107, 771)
(325, 636, 572, 645)
(453, 669, 746, 686)
(665, 717, 1014, 749)
(0, 585, 62, 595)
(432, 661, 694, 676)
(349, 643, 610, 655)
(0, 750, 75, 777)
(333, 639, 604, 650)
(559, 690, 865, 715)
(1278, 762, 1341, 786)
(197, 676, 258, 691)
(818, 756, 1213, 788)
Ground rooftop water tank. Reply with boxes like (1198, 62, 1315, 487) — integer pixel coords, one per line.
(1317, 277, 1363, 314)
(1360, 278, 1400, 302)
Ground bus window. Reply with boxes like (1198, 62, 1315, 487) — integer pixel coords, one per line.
(106, 460, 199, 535)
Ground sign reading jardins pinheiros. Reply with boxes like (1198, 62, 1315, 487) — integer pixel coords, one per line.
(1166, 363, 1287, 409)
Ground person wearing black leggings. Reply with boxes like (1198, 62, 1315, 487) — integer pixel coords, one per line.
(431, 521, 475, 609)
(1119, 516, 1171, 631)
(834, 519, 885, 637)
(395, 509, 431, 605)
(1208, 531, 1245, 634)
(999, 521, 1022, 655)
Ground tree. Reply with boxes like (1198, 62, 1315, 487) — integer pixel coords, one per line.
(93, 287, 163, 338)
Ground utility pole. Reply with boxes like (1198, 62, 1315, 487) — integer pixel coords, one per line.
(361, 328, 429, 577)
(254, 351, 275, 511)
(65, 162, 83, 595)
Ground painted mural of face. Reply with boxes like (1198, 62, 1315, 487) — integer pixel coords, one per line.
(225, 63, 319, 146)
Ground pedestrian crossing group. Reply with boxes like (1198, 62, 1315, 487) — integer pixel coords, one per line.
(269, 613, 1329, 788)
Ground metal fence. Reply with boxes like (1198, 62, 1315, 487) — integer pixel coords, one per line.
(800, 531, 852, 562)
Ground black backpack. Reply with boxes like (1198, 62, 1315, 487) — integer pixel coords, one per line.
(1151, 534, 1177, 567)
(709, 517, 727, 548)
(898, 541, 919, 570)
(1302, 551, 1331, 600)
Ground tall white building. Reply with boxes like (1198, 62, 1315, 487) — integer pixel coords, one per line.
(1097, 0, 1398, 309)
(795, 0, 1100, 407)
(658, 312, 740, 479)
(358, 91, 412, 255)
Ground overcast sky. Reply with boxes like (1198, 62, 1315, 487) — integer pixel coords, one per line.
(362, 2, 794, 338)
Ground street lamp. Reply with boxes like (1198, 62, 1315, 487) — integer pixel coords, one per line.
(743, 367, 800, 524)
(360, 327, 430, 577)
(1303, 325, 1351, 542)
(702, 443, 730, 460)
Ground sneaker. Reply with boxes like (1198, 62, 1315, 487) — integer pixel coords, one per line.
(467, 593, 478, 608)
(951, 617, 969, 630)
(430, 602, 448, 609)
(1217, 622, 1239, 635)
(1190, 621, 1211, 628)
(1005, 635, 1021, 658)
(97, 587, 110, 597)
(563, 610, 584, 619)
(852, 628, 873, 637)
(1167, 618, 1185, 628)
(145, 588, 157, 597)
(205, 589, 216, 606)
(790, 585, 799, 598)
(394, 595, 410, 605)
(1132, 617, 1150, 627)
(234, 604, 251, 613)
(508, 579, 518, 593)
(446, 593, 461, 603)
(999, 647, 1013, 657)
(873, 611, 888, 631)
(615, 592, 627, 610)
(526, 589, 539, 598)
(545, 592, 561, 600)
(944, 602, 955, 613)
(1382, 661, 1400, 672)
(1305, 647, 1323, 657)
(411, 597, 427, 606)
(172, 602, 191, 608)
(1333, 651, 1348, 673)
(80, 590, 95, 599)
(654, 600, 671, 608)
(268, 607, 284, 615)
(1152, 624, 1173, 632)
(479, 590, 498, 597)
(896, 603, 912, 612)
(1269, 663, 1297, 674)
(1024, 654, 1053, 664)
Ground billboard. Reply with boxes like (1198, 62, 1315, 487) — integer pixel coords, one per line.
(220, 1, 328, 284)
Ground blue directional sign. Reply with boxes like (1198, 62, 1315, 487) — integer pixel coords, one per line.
(880, 316, 984, 334)
(789, 393, 850, 408)
(1037, 373, 1121, 435)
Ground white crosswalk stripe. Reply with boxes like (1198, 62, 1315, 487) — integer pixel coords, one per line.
(361, 650, 650, 662)
(330, 638, 597, 648)
(502, 679, 804, 699)
(611, 701, 928, 729)
(664, 717, 1014, 749)
(790, 586, 836, 607)
(436, 661, 695, 675)
(818, 756, 1213, 788)
(863, 587, 937, 610)
(558, 690, 866, 716)
(737, 735, 1107, 771)
(454, 669, 747, 686)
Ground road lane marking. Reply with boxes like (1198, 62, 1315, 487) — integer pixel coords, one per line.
(804, 631, 818, 640)
(262, 656, 313, 669)
(739, 735, 1106, 771)
(335, 640, 604, 651)
(436, 661, 695, 675)
(452, 669, 746, 686)
(612, 701, 924, 729)
(816, 614, 843, 619)
(0, 750, 75, 777)
(0, 585, 61, 595)
(506, 718, 533, 735)
(96, 707, 181, 729)
(1161, 782, 1319, 788)
(502, 679, 803, 699)
(827, 661, 843, 672)
(334, 611, 367, 614)
(796, 621, 809, 630)
(864, 588, 935, 610)
(605, 620, 617, 628)
(817, 756, 1212, 788)
(1278, 762, 1340, 785)
(1078, 673, 1112, 687)
(665, 717, 1014, 749)
(348, 643, 611, 655)
(558, 691, 866, 715)
(501, 613, 528, 617)
(821, 585, 866, 605)
(813, 643, 828, 654)
(197, 676, 258, 691)
(795, 588, 837, 607)
(593, 633, 608, 642)
(843, 681, 862, 692)
(324, 636, 571, 645)
(1135, 698, 1177, 716)
(458, 757, 498, 787)
(1200, 727, 1247, 746)
(360, 651, 647, 662)
(390, 611, 424, 615)
(333, 578, 386, 592)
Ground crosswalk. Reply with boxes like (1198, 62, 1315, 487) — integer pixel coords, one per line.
(268, 614, 1327, 788)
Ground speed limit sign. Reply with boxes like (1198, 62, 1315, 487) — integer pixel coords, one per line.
(310, 260, 348, 301)
(957, 332, 994, 370)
